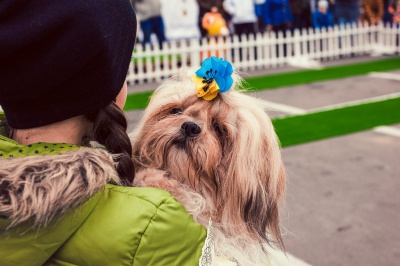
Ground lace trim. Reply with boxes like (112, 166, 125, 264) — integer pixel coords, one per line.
(199, 219, 215, 266)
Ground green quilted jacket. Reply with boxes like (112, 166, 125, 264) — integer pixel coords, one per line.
(0, 131, 206, 266)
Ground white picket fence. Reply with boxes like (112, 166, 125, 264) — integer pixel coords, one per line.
(127, 23, 400, 84)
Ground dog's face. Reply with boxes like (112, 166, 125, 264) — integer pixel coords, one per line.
(132, 71, 285, 248)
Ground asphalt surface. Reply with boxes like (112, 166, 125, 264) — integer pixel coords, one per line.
(125, 58, 400, 266)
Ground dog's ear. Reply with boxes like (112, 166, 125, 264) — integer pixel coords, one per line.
(218, 100, 286, 249)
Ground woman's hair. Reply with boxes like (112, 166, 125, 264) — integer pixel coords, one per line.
(0, 102, 135, 186)
(89, 102, 135, 186)
(1, 101, 135, 186)
(0, 120, 14, 139)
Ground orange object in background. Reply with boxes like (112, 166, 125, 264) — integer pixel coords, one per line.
(201, 12, 229, 36)
(200, 12, 229, 60)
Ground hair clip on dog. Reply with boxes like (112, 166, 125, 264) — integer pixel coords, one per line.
(191, 56, 234, 101)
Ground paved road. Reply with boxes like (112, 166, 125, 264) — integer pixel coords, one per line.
(125, 59, 400, 266)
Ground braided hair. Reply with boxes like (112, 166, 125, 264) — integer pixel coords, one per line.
(1, 101, 135, 186)
(89, 102, 135, 186)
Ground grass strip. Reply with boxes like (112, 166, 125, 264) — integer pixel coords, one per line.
(273, 97, 400, 147)
(132, 54, 181, 64)
(124, 57, 400, 111)
(246, 57, 400, 91)
(124, 91, 154, 110)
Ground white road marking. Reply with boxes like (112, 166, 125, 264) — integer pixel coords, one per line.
(308, 92, 400, 113)
(259, 100, 307, 115)
(368, 72, 400, 81)
(287, 56, 323, 70)
(373, 126, 400, 137)
(259, 93, 400, 138)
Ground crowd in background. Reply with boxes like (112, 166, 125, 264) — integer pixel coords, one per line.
(131, 0, 400, 46)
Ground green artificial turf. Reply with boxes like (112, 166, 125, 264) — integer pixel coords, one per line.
(124, 57, 400, 111)
(246, 57, 400, 91)
(273, 97, 400, 147)
(132, 54, 181, 64)
(124, 91, 154, 110)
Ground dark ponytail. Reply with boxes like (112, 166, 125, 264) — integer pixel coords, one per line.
(90, 102, 135, 186)
(0, 119, 13, 139)
(1, 102, 135, 185)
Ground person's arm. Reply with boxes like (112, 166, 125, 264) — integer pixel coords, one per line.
(328, 11, 334, 28)
(285, 0, 293, 24)
(364, 1, 374, 20)
(263, 1, 272, 28)
(364, 0, 384, 24)
(223, 0, 236, 17)
(376, 0, 384, 22)
(312, 11, 317, 28)
(312, 11, 321, 29)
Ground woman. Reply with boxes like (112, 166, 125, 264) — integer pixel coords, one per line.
(289, 0, 312, 29)
(131, 0, 167, 48)
(334, 0, 360, 25)
(389, 0, 400, 24)
(0, 0, 206, 265)
(361, 0, 384, 25)
(261, 0, 293, 33)
(223, 0, 258, 36)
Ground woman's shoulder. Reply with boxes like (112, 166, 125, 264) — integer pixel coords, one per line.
(93, 183, 207, 235)
(51, 184, 207, 265)
(104, 183, 179, 206)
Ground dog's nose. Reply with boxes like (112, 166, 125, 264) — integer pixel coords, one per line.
(181, 122, 201, 138)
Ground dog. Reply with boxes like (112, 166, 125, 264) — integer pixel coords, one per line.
(131, 57, 286, 265)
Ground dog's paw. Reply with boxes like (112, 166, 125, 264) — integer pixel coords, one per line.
(134, 168, 167, 187)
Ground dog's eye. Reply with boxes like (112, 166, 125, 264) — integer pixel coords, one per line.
(212, 121, 225, 138)
(170, 108, 183, 115)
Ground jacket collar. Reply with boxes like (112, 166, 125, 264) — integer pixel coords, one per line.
(0, 135, 81, 159)
(0, 133, 121, 229)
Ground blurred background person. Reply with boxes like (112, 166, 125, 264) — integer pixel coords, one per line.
(197, 0, 225, 37)
(131, 0, 167, 48)
(361, 0, 384, 26)
(310, 0, 317, 14)
(262, 0, 293, 33)
(310, 0, 335, 16)
(334, 0, 360, 25)
(200, 8, 230, 60)
(289, 0, 312, 30)
(383, 0, 394, 24)
(389, 0, 400, 24)
(223, 0, 258, 36)
(202, 9, 230, 36)
(161, 0, 200, 40)
(312, 0, 334, 29)
(255, 0, 267, 32)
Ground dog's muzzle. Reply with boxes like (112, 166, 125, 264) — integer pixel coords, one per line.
(181, 122, 201, 138)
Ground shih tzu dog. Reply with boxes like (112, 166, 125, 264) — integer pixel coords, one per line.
(131, 57, 286, 266)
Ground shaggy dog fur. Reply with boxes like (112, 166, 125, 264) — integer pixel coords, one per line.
(131, 69, 286, 266)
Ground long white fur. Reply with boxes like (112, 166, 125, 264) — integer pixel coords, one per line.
(131, 68, 286, 266)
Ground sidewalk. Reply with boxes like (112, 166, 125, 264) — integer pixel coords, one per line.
(250, 68, 400, 265)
